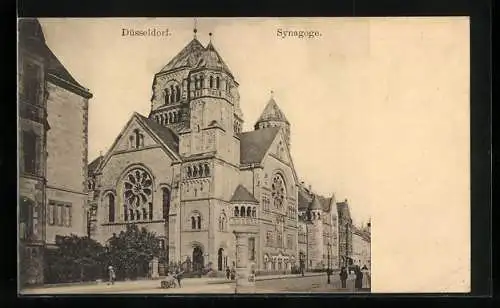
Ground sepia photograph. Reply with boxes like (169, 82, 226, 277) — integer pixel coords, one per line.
(18, 17, 470, 295)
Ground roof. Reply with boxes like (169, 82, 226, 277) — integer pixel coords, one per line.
(309, 196, 322, 211)
(297, 188, 312, 211)
(297, 185, 334, 213)
(255, 98, 290, 127)
(159, 38, 233, 77)
(136, 114, 180, 154)
(88, 155, 103, 176)
(239, 127, 280, 165)
(160, 38, 205, 72)
(19, 19, 92, 98)
(196, 42, 234, 77)
(230, 185, 258, 204)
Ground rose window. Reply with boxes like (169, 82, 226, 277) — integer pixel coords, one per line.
(271, 174, 285, 208)
(123, 168, 153, 209)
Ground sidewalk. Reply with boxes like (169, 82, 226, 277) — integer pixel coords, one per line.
(207, 272, 324, 284)
(21, 272, 325, 295)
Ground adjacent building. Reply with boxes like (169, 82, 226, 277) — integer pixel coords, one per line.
(351, 222, 371, 269)
(337, 199, 354, 268)
(18, 19, 93, 286)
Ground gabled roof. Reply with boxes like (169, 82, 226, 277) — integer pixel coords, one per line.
(255, 98, 290, 127)
(19, 18, 92, 98)
(96, 113, 181, 174)
(230, 185, 258, 204)
(160, 38, 205, 72)
(136, 114, 179, 153)
(88, 155, 103, 176)
(239, 127, 280, 165)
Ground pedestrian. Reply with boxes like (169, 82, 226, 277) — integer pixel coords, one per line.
(225, 267, 231, 280)
(175, 268, 183, 287)
(108, 266, 116, 285)
(354, 266, 363, 291)
(339, 266, 347, 288)
(361, 265, 370, 289)
(230, 267, 236, 280)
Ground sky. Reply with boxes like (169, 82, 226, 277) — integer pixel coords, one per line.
(37, 17, 469, 246)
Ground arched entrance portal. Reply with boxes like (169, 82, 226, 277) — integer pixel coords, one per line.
(192, 246, 204, 272)
(217, 248, 224, 271)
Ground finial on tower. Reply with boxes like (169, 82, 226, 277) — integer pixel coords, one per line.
(270, 90, 274, 99)
(209, 32, 212, 42)
(193, 18, 198, 38)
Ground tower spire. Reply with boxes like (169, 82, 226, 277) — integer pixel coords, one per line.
(193, 18, 198, 38)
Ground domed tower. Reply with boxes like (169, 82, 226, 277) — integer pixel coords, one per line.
(254, 93, 291, 149)
(309, 195, 324, 269)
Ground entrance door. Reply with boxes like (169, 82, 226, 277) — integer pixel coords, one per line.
(192, 246, 204, 272)
(218, 248, 224, 271)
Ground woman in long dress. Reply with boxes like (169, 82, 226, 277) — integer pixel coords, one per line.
(361, 265, 370, 289)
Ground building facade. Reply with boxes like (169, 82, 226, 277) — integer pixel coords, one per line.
(351, 222, 371, 269)
(337, 199, 354, 268)
(88, 30, 342, 273)
(18, 19, 93, 286)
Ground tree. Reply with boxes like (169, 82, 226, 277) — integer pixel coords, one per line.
(45, 234, 106, 283)
(106, 224, 161, 280)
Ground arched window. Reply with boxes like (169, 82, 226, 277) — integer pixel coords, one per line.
(129, 135, 135, 149)
(136, 209, 141, 220)
(193, 166, 198, 177)
(142, 208, 147, 220)
(271, 173, 286, 209)
(190, 212, 202, 230)
(204, 164, 210, 176)
(240, 206, 245, 217)
(187, 166, 192, 178)
(234, 207, 239, 217)
(210, 76, 213, 88)
(219, 213, 227, 231)
(173, 112, 177, 123)
(252, 207, 256, 218)
(108, 194, 115, 222)
(175, 85, 180, 101)
(246, 207, 252, 217)
(129, 209, 135, 220)
(124, 205, 128, 221)
(200, 75, 205, 89)
(165, 90, 170, 104)
(216, 77, 220, 89)
(170, 85, 175, 102)
(168, 113, 173, 124)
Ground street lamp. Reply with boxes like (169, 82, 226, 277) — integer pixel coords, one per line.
(327, 242, 332, 284)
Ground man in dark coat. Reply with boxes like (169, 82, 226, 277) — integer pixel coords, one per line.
(354, 266, 363, 290)
(339, 267, 348, 288)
